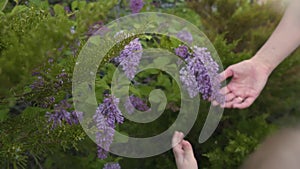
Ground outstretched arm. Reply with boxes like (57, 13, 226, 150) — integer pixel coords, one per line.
(252, 0, 300, 72)
(220, 0, 300, 109)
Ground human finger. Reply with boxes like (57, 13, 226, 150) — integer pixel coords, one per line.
(232, 97, 255, 109)
(218, 67, 234, 82)
(181, 140, 195, 159)
(222, 96, 244, 108)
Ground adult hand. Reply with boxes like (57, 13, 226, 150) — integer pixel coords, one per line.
(172, 131, 198, 169)
(218, 59, 271, 109)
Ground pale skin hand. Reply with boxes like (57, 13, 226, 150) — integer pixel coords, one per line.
(172, 131, 198, 169)
(218, 59, 271, 109)
(219, 0, 300, 109)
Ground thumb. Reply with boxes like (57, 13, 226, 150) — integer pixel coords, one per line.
(182, 140, 195, 159)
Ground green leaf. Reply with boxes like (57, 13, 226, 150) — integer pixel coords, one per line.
(157, 73, 171, 87)
(0, 0, 8, 11)
(21, 107, 46, 120)
(29, 0, 49, 9)
(53, 4, 65, 16)
(0, 105, 9, 122)
(14, 0, 19, 5)
(71, 1, 87, 11)
(9, 5, 28, 15)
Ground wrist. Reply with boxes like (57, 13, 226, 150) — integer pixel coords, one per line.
(249, 56, 275, 76)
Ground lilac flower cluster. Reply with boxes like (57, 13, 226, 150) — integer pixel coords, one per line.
(115, 38, 143, 80)
(175, 45, 189, 59)
(130, 0, 144, 13)
(93, 95, 124, 159)
(103, 162, 121, 169)
(45, 100, 83, 129)
(64, 6, 71, 14)
(176, 30, 193, 44)
(124, 95, 150, 114)
(30, 76, 44, 89)
(179, 46, 222, 102)
(41, 96, 55, 108)
(54, 70, 69, 88)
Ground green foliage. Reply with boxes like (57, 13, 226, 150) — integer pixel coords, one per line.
(1, 0, 300, 169)
(187, 0, 283, 53)
(0, 1, 118, 168)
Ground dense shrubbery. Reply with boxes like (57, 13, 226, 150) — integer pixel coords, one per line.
(1, 0, 300, 169)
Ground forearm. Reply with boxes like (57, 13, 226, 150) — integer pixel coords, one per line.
(252, 0, 300, 75)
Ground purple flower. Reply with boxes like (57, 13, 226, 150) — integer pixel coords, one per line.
(97, 146, 109, 159)
(96, 127, 115, 159)
(175, 45, 189, 59)
(64, 6, 71, 14)
(41, 96, 56, 108)
(115, 38, 143, 80)
(48, 58, 54, 64)
(93, 95, 124, 159)
(124, 95, 150, 114)
(130, 0, 144, 13)
(179, 66, 199, 98)
(176, 30, 193, 44)
(179, 46, 222, 101)
(31, 69, 40, 76)
(45, 100, 83, 129)
(30, 76, 44, 89)
(71, 111, 83, 124)
(54, 71, 69, 88)
(103, 162, 121, 169)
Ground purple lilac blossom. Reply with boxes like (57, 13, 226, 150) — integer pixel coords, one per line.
(30, 76, 44, 89)
(45, 100, 83, 129)
(41, 96, 56, 108)
(130, 0, 144, 13)
(48, 58, 54, 64)
(115, 38, 143, 80)
(174, 45, 189, 59)
(176, 30, 193, 44)
(93, 95, 124, 159)
(179, 66, 199, 98)
(103, 162, 121, 169)
(54, 71, 69, 88)
(179, 46, 222, 101)
(31, 69, 40, 76)
(64, 6, 71, 14)
(192, 46, 223, 102)
(124, 95, 150, 114)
